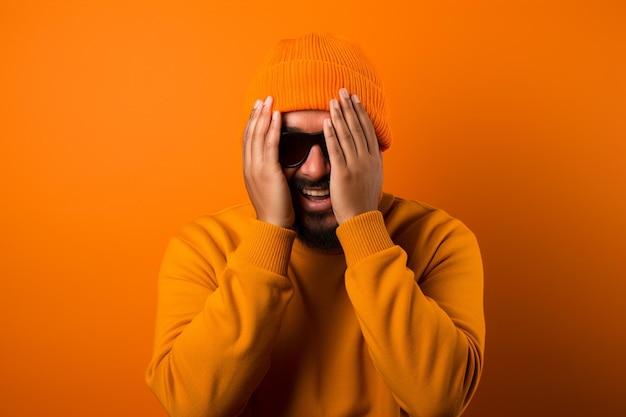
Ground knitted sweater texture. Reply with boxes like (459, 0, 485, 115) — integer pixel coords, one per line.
(146, 192, 485, 417)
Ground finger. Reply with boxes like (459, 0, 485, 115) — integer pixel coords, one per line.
(351, 94, 380, 153)
(244, 99, 263, 141)
(251, 96, 274, 164)
(265, 110, 281, 165)
(329, 98, 357, 160)
(338, 88, 368, 154)
(243, 99, 263, 166)
(323, 117, 346, 166)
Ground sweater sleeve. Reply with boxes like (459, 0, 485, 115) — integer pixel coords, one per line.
(146, 218, 296, 417)
(336, 210, 485, 417)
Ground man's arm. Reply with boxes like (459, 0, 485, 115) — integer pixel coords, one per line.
(146, 97, 296, 417)
(145, 218, 295, 417)
(338, 211, 485, 417)
(327, 90, 485, 416)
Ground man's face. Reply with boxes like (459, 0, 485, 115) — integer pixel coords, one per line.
(281, 110, 339, 249)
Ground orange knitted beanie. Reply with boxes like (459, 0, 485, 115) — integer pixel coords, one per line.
(244, 33, 392, 151)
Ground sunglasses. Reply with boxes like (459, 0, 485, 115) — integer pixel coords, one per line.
(279, 131, 329, 168)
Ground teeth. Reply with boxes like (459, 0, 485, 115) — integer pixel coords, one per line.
(303, 188, 330, 197)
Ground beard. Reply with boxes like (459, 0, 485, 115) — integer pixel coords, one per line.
(289, 175, 341, 251)
(292, 210, 340, 250)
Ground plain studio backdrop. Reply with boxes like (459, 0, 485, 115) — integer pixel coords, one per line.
(1, 1, 624, 416)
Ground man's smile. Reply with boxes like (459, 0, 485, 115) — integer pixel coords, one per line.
(302, 187, 330, 198)
(297, 186, 332, 211)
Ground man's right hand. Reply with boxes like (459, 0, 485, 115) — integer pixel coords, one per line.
(243, 96, 295, 229)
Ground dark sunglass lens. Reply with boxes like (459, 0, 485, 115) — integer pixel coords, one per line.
(279, 133, 310, 167)
(279, 132, 328, 167)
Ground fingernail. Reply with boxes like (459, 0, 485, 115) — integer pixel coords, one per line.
(272, 110, 279, 121)
(340, 88, 349, 99)
(264, 96, 273, 106)
(253, 99, 262, 109)
(351, 94, 361, 104)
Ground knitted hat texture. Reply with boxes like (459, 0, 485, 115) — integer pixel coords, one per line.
(244, 33, 392, 151)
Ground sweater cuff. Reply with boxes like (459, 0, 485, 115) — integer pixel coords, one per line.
(236, 219, 296, 276)
(336, 211, 394, 267)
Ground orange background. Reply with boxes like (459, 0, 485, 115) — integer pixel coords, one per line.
(1, 1, 624, 416)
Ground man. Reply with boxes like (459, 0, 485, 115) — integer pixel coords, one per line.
(146, 33, 485, 417)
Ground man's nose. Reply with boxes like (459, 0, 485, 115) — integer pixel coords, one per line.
(299, 144, 330, 179)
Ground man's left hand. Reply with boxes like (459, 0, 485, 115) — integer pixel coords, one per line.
(323, 88, 383, 225)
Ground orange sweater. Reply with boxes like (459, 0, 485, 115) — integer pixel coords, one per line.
(146, 193, 485, 417)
